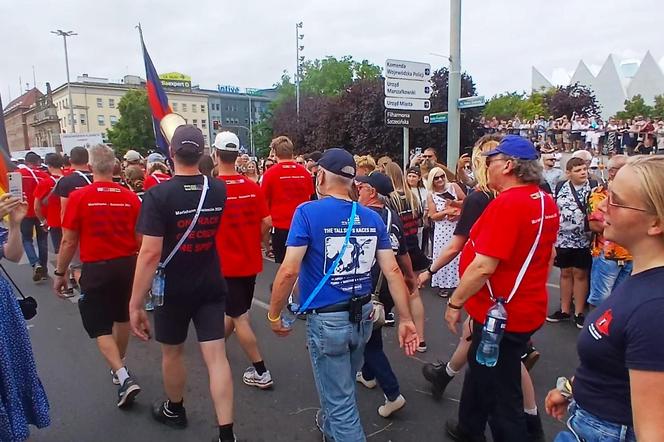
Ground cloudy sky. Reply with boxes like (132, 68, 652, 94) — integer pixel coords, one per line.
(1, 0, 663, 103)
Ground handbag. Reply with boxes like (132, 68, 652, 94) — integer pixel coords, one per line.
(370, 273, 386, 330)
(0, 263, 37, 320)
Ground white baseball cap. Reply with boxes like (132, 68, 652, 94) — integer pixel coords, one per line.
(123, 150, 142, 162)
(213, 131, 240, 152)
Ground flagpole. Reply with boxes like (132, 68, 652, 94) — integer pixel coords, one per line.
(0, 93, 9, 155)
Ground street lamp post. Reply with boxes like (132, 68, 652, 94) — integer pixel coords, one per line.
(248, 94, 254, 156)
(51, 29, 77, 134)
(295, 22, 304, 118)
(446, 0, 462, 171)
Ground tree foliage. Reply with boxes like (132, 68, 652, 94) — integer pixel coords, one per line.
(614, 95, 653, 120)
(544, 83, 601, 119)
(107, 89, 155, 156)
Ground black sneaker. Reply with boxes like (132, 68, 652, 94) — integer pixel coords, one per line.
(445, 419, 486, 442)
(575, 313, 585, 329)
(546, 310, 571, 323)
(384, 312, 395, 327)
(117, 376, 141, 408)
(521, 347, 540, 372)
(32, 265, 44, 282)
(152, 399, 188, 429)
(422, 361, 454, 400)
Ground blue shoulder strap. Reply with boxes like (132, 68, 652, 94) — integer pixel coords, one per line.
(296, 201, 358, 313)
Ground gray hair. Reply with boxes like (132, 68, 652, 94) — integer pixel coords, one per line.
(89, 144, 116, 175)
(511, 158, 543, 184)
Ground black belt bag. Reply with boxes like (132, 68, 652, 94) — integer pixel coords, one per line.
(304, 295, 371, 323)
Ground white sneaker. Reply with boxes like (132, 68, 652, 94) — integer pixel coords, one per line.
(378, 394, 406, 418)
(242, 366, 273, 389)
(355, 371, 377, 389)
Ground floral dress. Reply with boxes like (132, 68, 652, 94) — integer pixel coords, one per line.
(431, 187, 460, 289)
(0, 228, 50, 441)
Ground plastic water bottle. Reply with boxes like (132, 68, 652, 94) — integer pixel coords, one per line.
(281, 303, 299, 330)
(476, 298, 507, 367)
(151, 269, 165, 307)
(145, 292, 154, 312)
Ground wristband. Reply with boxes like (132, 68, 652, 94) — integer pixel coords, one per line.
(427, 265, 436, 274)
(267, 312, 281, 323)
(447, 299, 463, 310)
(54, 270, 66, 277)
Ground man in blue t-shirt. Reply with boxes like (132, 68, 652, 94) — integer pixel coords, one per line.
(268, 148, 419, 441)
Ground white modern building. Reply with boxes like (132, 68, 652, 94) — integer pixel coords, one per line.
(532, 51, 664, 119)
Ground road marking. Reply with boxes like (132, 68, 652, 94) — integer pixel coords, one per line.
(252, 298, 269, 310)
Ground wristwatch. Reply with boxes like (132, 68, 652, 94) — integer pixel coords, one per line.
(556, 376, 573, 400)
(54, 270, 66, 277)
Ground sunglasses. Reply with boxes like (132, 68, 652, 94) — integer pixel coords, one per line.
(432, 175, 445, 181)
(422, 155, 433, 159)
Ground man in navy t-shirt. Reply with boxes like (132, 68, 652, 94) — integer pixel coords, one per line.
(267, 148, 419, 441)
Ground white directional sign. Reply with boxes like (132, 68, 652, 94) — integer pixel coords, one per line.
(384, 78, 432, 99)
(384, 97, 431, 111)
(458, 95, 486, 109)
(385, 59, 432, 81)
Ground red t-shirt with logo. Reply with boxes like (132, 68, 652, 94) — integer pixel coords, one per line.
(460, 185, 560, 332)
(62, 182, 141, 263)
(260, 161, 313, 229)
(216, 174, 269, 277)
(19, 166, 49, 218)
(34, 175, 62, 228)
(144, 172, 171, 190)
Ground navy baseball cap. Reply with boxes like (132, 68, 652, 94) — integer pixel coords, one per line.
(483, 135, 538, 160)
(318, 148, 356, 179)
(355, 172, 394, 196)
(171, 125, 204, 156)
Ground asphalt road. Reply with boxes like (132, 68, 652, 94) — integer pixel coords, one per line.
(10, 253, 579, 442)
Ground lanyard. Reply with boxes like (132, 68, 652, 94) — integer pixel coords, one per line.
(484, 192, 546, 303)
(75, 170, 92, 185)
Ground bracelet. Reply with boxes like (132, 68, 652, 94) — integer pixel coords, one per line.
(54, 270, 66, 277)
(447, 299, 463, 310)
(427, 265, 436, 274)
(267, 312, 281, 323)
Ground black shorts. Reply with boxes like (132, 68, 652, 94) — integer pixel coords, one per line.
(272, 228, 289, 264)
(554, 247, 592, 269)
(78, 255, 136, 339)
(154, 282, 226, 345)
(225, 276, 257, 318)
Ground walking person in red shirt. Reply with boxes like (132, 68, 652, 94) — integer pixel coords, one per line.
(19, 152, 49, 282)
(260, 136, 313, 264)
(34, 153, 65, 257)
(213, 131, 274, 389)
(444, 136, 560, 442)
(53, 144, 142, 408)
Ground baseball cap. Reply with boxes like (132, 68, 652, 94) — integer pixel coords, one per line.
(407, 166, 421, 176)
(317, 148, 356, 179)
(355, 172, 394, 196)
(213, 131, 240, 151)
(483, 135, 538, 160)
(24, 151, 42, 164)
(571, 150, 592, 162)
(146, 152, 166, 164)
(590, 157, 599, 169)
(171, 125, 205, 156)
(305, 151, 323, 164)
(123, 150, 142, 162)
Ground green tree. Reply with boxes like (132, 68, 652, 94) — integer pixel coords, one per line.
(483, 92, 527, 120)
(107, 89, 155, 156)
(651, 95, 664, 120)
(300, 56, 381, 96)
(614, 95, 653, 120)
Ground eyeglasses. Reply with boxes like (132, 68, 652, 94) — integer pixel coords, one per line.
(422, 155, 433, 159)
(432, 175, 445, 181)
(485, 157, 508, 167)
(607, 190, 650, 213)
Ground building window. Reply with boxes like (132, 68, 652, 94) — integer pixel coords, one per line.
(193, 119, 198, 126)
(225, 118, 230, 124)
(245, 118, 249, 124)
(98, 115, 105, 126)
(80, 114, 86, 125)
(226, 105, 230, 111)
(201, 119, 207, 128)
(193, 104, 197, 113)
(110, 115, 117, 126)
(201, 104, 206, 113)
(203, 134, 208, 143)
(96, 98, 103, 108)
(182, 103, 188, 112)
(109, 98, 115, 108)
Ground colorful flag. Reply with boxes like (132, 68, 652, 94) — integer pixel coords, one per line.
(0, 96, 17, 193)
(140, 32, 172, 159)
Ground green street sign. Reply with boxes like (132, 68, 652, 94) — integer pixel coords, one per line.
(429, 112, 448, 124)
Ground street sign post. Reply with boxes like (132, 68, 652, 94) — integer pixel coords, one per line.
(429, 112, 448, 124)
(384, 59, 431, 81)
(384, 78, 432, 99)
(458, 95, 486, 109)
(385, 110, 429, 128)
(384, 97, 431, 111)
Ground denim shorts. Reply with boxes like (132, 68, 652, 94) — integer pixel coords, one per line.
(588, 253, 633, 307)
(553, 402, 636, 442)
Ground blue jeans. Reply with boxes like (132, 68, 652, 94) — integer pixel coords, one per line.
(588, 252, 632, 306)
(554, 402, 636, 442)
(306, 302, 373, 442)
(49, 227, 62, 254)
(20, 217, 48, 267)
(361, 326, 400, 401)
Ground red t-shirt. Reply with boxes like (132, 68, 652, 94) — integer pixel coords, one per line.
(19, 166, 49, 218)
(216, 174, 269, 277)
(34, 175, 62, 228)
(460, 185, 560, 332)
(260, 161, 313, 229)
(62, 182, 141, 263)
(143, 172, 171, 190)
